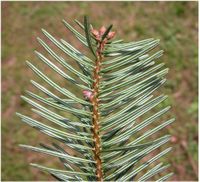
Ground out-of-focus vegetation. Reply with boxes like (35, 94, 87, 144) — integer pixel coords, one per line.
(2, 1, 198, 181)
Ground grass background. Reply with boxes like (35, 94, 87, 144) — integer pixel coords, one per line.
(2, 1, 198, 181)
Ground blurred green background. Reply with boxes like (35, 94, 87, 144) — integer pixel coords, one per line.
(2, 1, 198, 181)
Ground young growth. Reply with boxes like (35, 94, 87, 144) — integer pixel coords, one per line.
(17, 16, 174, 181)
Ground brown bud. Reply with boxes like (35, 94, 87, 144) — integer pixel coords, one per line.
(99, 26, 106, 36)
(91, 29, 99, 37)
(83, 90, 93, 101)
(107, 31, 116, 40)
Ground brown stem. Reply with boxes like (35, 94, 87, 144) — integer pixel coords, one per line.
(91, 41, 105, 181)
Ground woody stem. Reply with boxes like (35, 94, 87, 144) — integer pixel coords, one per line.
(91, 41, 104, 181)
